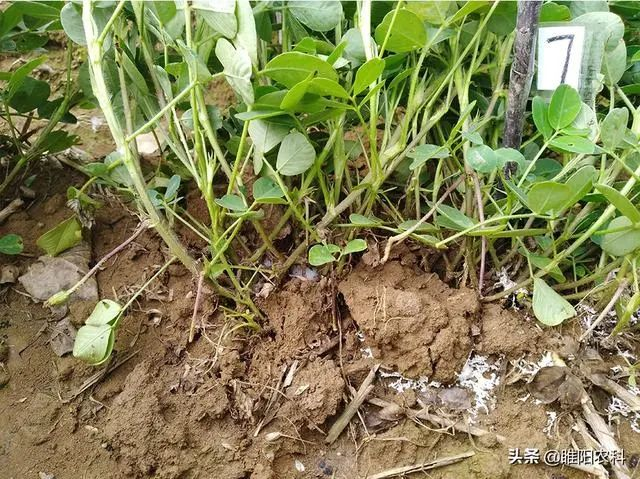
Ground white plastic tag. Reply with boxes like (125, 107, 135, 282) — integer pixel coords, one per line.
(537, 25, 586, 91)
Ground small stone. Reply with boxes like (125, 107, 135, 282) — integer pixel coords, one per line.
(0, 265, 19, 285)
(19, 244, 97, 303)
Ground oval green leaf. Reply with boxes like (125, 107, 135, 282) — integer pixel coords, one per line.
(276, 131, 315, 176)
(601, 216, 640, 257)
(85, 299, 122, 326)
(527, 181, 572, 216)
(532, 277, 576, 326)
(73, 324, 114, 365)
(374, 9, 426, 53)
(353, 58, 385, 96)
(532, 96, 553, 139)
(263, 52, 337, 89)
(595, 184, 640, 223)
(0, 234, 23, 255)
(253, 177, 286, 204)
(600, 107, 629, 150)
(308, 244, 337, 266)
(349, 214, 382, 227)
(466, 145, 499, 174)
(289, 1, 343, 32)
(342, 239, 367, 255)
(215, 194, 247, 211)
(36, 217, 83, 256)
(549, 135, 596, 154)
(548, 84, 582, 130)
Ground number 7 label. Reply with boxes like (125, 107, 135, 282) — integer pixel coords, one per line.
(537, 25, 586, 91)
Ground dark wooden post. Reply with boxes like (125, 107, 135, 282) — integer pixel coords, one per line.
(503, 0, 543, 169)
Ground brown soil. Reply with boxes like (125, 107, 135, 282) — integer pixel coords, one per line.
(4, 172, 640, 479)
(339, 261, 479, 383)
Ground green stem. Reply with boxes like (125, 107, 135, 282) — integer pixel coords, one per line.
(82, 0, 197, 275)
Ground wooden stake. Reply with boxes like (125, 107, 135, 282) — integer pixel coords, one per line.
(503, 0, 542, 170)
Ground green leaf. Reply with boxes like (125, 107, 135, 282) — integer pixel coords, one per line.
(503, 179, 530, 207)
(487, 1, 517, 36)
(280, 79, 311, 110)
(466, 145, 499, 174)
(195, 0, 237, 39)
(232, 0, 258, 67)
(36, 217, 83, 256)
(407, 144, 449, 170)
(0, 234, 23, 255)
(215, 194, 247, 212)
(569, 103, 598, 141)
(215, 38, 254, 105)
(601, 216, 640, 257)
(289, 1, 343, 32)
(276, 131, 315, 176)
(38, 130, 79, 155)
(120, 52, 148, 95)
(307, 78, 349, 99)
(450, 1, 490, 23)
(85, 299, 122, 326)
(549, 136, 596, 154)
(263, 52, 337, 89)
(600, 107, 629, 150)
(181, 105, 223, 131)
(406, 1, 454, 24)
(249, 119, 289, 155)
(374, 9, 426, 53)
(527, 181, 572, 216)
(353, 58, 385, 96)
(342, 28, 366, 66)
(308, 244, 337, 266)
(436, 205, 476, 231)
(603, 40, 627, 85)
(60, 2, 86, 45)
(548, 84, 582, 130)
(595, 184, 640, 223)
(349, 214, 382, 227)
(398, 220, 439, 234)
(164, 175, 181, 201)
(342, 239, 367, 255)
(532, 278, 576, 326)
(564, 165, 597, 208)
(9, 77, 50, 113)
(540, 2, 571, 22)
(252, 177, 286, 204)
(494, 148, 527, 173)
(73, 324, 114, 365)
(532, 96, 553, 139)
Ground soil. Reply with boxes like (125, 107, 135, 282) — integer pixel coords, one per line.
(4, 171, 640, 479)
(3, 44, 640, 479)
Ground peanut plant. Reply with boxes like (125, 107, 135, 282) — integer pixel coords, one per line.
(4, 0, 636, 363)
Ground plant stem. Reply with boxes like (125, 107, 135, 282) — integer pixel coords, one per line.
(82, 0, 197, 275)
